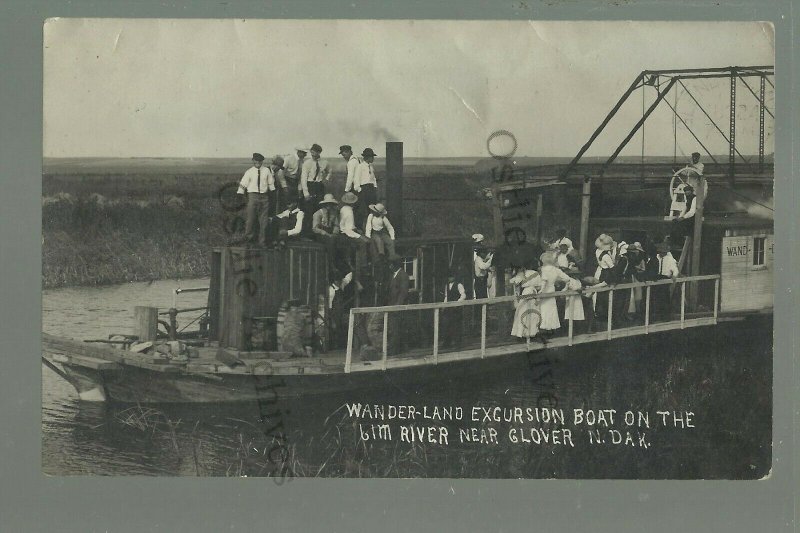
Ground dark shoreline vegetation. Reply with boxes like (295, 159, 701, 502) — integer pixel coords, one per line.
(42, 198, 227, 289)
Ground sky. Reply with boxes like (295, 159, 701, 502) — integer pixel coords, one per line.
(43, 19, 774, 158)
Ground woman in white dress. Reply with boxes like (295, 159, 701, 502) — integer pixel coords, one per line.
(539, 252, 584, 333)
(509, 266, 544, 341)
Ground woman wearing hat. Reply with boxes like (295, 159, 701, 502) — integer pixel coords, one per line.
(509, 262, 546, 345)
(364, 202, 396, 259)
(353, 148, 379, 227)
(539, 251, 584, 333)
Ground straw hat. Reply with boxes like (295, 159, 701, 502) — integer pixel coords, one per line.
(540, 251, 557, 266)
(472, 233, 485, 244)
(319, 193, 339, 206)
(341, 192, 358, 205)
(369, 203, 388, 216)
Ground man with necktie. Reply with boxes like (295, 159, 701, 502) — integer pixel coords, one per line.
(282, 147, 308, 206)
(353, 147, 379, 227)
(236, 152, 275, 246)
(300, 143, 331, 234)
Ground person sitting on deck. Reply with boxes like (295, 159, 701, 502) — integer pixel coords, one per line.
(312, 193, 341, 263)
(236, 152, 275, 246)
(338, 191, 375, 267)
(364, 203, 396, 261)
(266, 199, 304, 248)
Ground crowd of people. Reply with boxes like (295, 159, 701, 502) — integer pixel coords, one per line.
(235, 146, 398, 274)
(499, 229, 683, 346)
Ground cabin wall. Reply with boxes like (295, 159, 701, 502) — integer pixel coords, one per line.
(217, 245, 329, 350)
(719, 230, 774, 313)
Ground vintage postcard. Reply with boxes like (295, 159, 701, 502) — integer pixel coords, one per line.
(42, 19, 774, 478)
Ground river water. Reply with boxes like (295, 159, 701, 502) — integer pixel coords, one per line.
(42, 279, 772, 478)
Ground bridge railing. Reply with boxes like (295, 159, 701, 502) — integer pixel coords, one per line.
(344, 274, 720, 373)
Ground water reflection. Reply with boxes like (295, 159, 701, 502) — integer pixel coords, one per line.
(42, 280, 771, 478)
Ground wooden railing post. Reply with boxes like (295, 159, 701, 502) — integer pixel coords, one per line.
(680, 281, 686, 329)
(480, 304, 487, 358)
(607, 289, 614, 340)
(713, 278, 720, 322)
(644, 286, 651, 333)
(433, 308, 439, 363)
(382, 311, 388, 370)
(345, 310, 355, 373)
(568, 312, 574, 347)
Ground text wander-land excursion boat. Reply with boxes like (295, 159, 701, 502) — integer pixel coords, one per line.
(43, 66, 775, 403)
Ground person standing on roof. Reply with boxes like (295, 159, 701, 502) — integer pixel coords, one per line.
(283, 147, 307, 203)
(300, 143, 330, 234)
(341, 145, 362, 194)
(268, 155, 289, 215)
(353, 148, 379, 227)
(236, 152, 275, 246)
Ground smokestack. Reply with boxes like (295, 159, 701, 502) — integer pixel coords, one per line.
(385, 141, 404, 235)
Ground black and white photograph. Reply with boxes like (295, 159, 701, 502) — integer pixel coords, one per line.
(41, 19, 775, 479)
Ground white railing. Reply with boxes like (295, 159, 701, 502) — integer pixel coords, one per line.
(343, 274, 720, 373)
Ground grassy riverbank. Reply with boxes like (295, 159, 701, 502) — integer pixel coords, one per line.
(42, 198, 227, 289)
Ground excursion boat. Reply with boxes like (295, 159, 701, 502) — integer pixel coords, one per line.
(42, 65, 775, 403)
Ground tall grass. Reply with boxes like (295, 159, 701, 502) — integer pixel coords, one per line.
(42, 198, 226, 288)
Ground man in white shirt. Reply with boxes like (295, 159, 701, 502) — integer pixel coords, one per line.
(300, 143, 331, 234)
(282, 147, 307, 204)
(236, 152, 275, 246)
(365, 203, 396, 259)
(647, 242, 679, 321)
(353, 148, 379, 227)
(338, 192, 374, 266)
(670, 185, 697, 244)
(340, 145, 361, 193)
(684, 152, 708, 199)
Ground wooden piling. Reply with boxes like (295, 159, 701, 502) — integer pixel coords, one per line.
(134, 306, 159, 342)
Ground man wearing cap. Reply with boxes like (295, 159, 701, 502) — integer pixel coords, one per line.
(268, 155, 289, 215)
(237, 152, 275, 246)
(283, 147, 308, 204)
(340, 145, 362, 194)
(300, 143, 331, 234)
(353, 148, 379, 227)
(364, 203, 396, 259)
